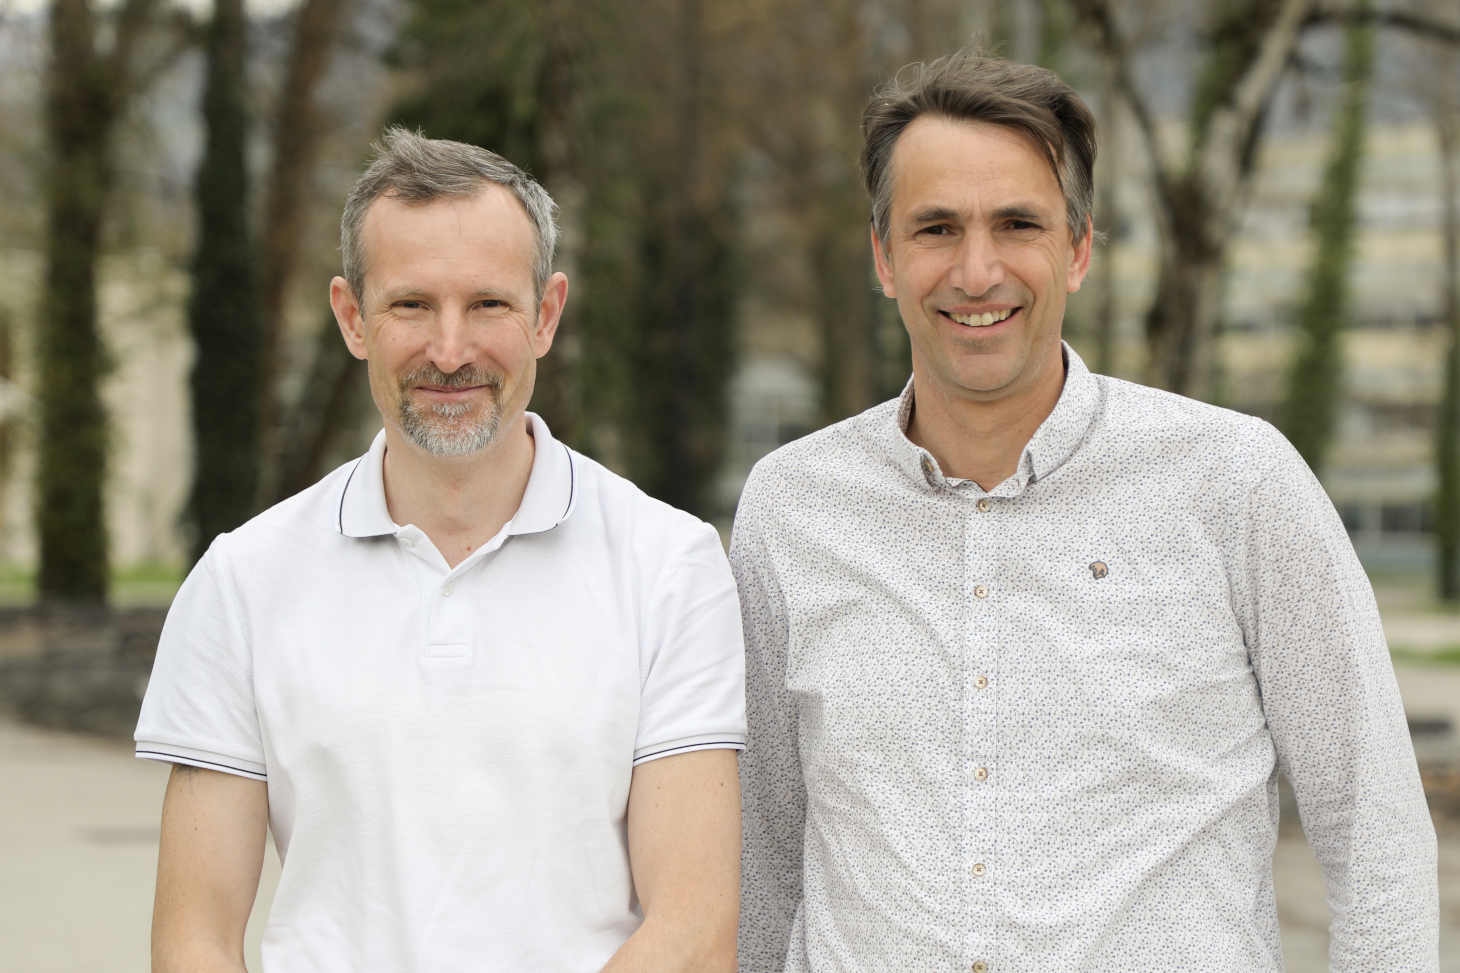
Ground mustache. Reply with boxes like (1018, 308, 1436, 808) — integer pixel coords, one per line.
(397, 363, 503, 395)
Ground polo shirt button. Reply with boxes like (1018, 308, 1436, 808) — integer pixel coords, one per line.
(977, 498, 991, 513)
(974, 675, 989, 689)
(972, 863, 986, 877)
(442, 582, 453, 597)
(399, 537, 414, 548)
(974, 585, 988, 599)
(973, 962, 988, 973)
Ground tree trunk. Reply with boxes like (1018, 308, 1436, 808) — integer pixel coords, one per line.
(259, 0, 350, 503)
(37, 0, 155, 603)
(1070, 0, 1309, 398)
(269, 314, 366, 501)
(1278, 7, 1374, 474)
(185, 0, 262, 563)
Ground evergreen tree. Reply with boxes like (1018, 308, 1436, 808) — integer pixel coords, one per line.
(184, 0, 262, 563)
(1278, 8, 1375, 473)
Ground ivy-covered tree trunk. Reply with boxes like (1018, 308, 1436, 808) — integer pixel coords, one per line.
(1434, 87, 1460, 599)
(185, 0, 262, 563)
(626, 0, 736, 515)
(37, 0, 157, 602)
(1277, 6, 1374, 473)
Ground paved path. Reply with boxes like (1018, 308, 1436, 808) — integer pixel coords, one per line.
(1, 668, 1456, 971)
(0, 720, 278, 972)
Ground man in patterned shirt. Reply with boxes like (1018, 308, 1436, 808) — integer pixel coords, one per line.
(732, 50, 1438, 972)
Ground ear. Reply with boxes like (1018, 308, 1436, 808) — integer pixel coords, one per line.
(532, 272, 570, 358)
(871, 225, 897, 298)
(331, 277, 369, 360)
(1066, 215, 1095, 293)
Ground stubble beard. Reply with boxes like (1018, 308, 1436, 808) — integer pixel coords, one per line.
(395, 363, 505, 457)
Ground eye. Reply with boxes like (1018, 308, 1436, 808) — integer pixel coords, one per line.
(1007, 219, 1041, 231)
(397, 300, 424, 309)
(918, 224, 951, 236)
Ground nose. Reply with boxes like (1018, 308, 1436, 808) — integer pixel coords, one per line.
(948, 227, 1006, 298)
(424, 302, 474, 374)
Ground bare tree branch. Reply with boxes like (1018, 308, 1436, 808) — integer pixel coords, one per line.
(1199, 0, 1309, 214)
(1308, 6, 1460, 47)
(1066, 0, 1177, 199)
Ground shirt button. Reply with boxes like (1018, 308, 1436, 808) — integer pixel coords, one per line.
(971, 863, 987, 877)
(399, 537, 414, 548)
(977, 498, 991, 513)
(973, 963, 988, 973)
(921, 457, 934, 474)
(974, 585, 988, 599)
(442, 582, 454, 597)
(974, 675, 989, 689)
(974, 767, 988, 781)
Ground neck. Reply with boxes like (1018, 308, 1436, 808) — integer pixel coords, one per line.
(381, 410, 536, 568)
(906, 345, 1066, 491)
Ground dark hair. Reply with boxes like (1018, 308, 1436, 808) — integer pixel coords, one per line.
(341, 126, 559, 304)
(860, 48, 1098, 246)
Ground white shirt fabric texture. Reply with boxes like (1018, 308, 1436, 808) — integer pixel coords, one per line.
(731, 344, 1437, 973)
(136, 413, 747, 972)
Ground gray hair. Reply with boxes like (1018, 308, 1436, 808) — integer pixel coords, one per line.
(340, 126, 560, 304)
(861, 49, 1098, 249)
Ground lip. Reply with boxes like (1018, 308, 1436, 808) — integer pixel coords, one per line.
(940, 306, 1022, 331)
(412, 384, 490, 400)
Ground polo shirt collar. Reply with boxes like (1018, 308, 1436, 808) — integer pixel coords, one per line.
(336, 412, 577, 538)
(894, 341, 1100, 495)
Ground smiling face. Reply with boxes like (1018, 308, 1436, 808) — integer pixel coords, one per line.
(330, 186, 566, 458)
(872, 116, 1091, 407)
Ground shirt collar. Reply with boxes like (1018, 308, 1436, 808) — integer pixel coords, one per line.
(893, 341, 1101, 496)
(336, 411, 577, 538)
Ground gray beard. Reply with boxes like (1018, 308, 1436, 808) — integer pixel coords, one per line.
(396, 364, 504, 457)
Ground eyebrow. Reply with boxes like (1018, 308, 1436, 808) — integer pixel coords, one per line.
(992, 204, 1046, 222)
(907, 203, 1051, 225)
(909, 207, 961, 224)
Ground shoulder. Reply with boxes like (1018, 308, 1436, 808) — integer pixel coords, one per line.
(566, 449, 724, 557)
(1089, 375, 1305, 488)
(740, 397, 903, 502)
(201, 456, 362, 565)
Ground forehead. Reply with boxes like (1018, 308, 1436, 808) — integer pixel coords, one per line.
(360, 187, 536, 290)
(887, 117, 1063, 215)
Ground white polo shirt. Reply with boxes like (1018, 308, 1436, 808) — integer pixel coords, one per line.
(135, 414, 747, 972)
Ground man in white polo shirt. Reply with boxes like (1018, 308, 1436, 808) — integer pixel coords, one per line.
(136, 128, 746, 972)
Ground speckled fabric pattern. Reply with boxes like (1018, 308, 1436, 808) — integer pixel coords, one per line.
(731, 344, 1438, 973)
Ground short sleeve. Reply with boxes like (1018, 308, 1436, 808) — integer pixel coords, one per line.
(631, 518, 747, 765)
(134, 537, 266, 780)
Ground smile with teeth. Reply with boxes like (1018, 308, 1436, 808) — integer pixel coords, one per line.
(946, 308, 1016, 327)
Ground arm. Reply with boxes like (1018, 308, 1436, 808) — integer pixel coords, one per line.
(1241, 439, 1438, 971)
(152, 764, 270, 973)
(601, 748, 741, 973)
(729, 507, 806, 971)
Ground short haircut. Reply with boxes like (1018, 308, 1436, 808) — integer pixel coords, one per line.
(340, 126, 559, 305)
(860, 48, 1098, 247)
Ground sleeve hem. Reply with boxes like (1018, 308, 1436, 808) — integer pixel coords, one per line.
(135, 742, 267, 781)
(633, 733, 746, 766)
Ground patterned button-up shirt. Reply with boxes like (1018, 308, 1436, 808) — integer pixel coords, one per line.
(730, 345, 1437, 972)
